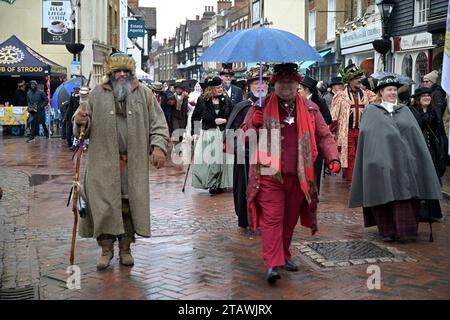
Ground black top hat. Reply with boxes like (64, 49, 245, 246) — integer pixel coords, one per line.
(300, 76, 318, 95)
(374, 76, 403, 92)
(329, 77, 343, 86)
(411, 87, 433, 98)
(219, 63, 234, 75)
(174, 82, 185, 90)
(206, 76, 223, 87)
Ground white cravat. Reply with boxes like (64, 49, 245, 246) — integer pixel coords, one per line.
(381, 101, 396, 113)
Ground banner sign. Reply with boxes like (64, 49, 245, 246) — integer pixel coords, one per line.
(41, 0, 74, 45)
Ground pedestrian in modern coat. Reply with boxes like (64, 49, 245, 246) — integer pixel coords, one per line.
(349, 76, 442, 242)
(65, 86, 80, 150)
(322, 77, 344, 109)
(15, 80, 28, 106)
(26, 80, 49, 142)
(241, 63, 340, 284)
(73, 53, 169, 270)
(422, 70, 447, 120)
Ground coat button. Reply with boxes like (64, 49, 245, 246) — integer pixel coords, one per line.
(110, 111, 114, 115)
(128, 110, 132, 115)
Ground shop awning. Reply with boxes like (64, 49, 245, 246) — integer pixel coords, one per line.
(299, 49, 332, 73)
(0, 35, 67, 77)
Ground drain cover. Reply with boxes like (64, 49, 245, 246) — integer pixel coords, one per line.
(299, 240, 415, 267)
(0, 286, 39, 300)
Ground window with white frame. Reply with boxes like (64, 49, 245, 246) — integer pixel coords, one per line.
(327, 0, 336, 41)
(415, 0, 430, 25)
(309, 10, 316, 47)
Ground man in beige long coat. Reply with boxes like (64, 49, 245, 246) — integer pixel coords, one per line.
(330, 64, 370, 186)
(73, 53, 169, 270)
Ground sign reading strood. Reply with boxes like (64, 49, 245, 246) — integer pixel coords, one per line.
(128, 20, 145, 38)
(340, 21, 383, 49)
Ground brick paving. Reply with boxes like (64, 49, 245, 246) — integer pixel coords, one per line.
(0, 136, 450, 300)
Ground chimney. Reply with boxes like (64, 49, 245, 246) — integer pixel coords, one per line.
(217, 0, 231, 14)
(128, 0, 139, 8)
(163, 38, 167, 46)
(196, 15, 200, 20)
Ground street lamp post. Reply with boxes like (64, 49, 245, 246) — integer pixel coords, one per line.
(375, 0, 395, 71)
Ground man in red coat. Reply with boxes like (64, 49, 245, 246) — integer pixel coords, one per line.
(241, 63, 340, 284)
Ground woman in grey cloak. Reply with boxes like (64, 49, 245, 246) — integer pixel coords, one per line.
(349, 76, 442, 242)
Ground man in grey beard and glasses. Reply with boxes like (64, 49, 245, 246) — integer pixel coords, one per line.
(73, 53, 169, 270)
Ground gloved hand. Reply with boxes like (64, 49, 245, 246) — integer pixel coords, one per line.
(328, 160, 341, 174)
(252, 110, 264, 128)
(150, 147, 166, 169)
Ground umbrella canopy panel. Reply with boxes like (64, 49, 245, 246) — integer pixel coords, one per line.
(51, 76, 84, 111)
(199, 27, 323, 63)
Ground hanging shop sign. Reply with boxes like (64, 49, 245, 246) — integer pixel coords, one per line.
(41, 0, 74, 45)
(340, 21, 382, 49)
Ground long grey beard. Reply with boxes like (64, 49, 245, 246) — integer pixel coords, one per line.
(111, 78, 132, 101)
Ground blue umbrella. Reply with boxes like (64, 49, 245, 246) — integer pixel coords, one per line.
(51, 77, 84, 111)
(199, 27, 323, 106)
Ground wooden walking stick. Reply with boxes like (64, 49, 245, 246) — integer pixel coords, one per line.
(69, 86, 89, 265)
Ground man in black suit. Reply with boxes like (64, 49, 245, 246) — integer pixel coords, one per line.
(220, 64, 243, 108)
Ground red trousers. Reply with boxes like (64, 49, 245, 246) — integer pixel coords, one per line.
(347, 128, 359, 185)
(256, 175, 305, 269)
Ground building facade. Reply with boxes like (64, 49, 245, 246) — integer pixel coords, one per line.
(390, 0, 448, 90)
(174, 19, 204, 80)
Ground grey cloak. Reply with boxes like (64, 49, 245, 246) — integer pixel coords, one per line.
(349, 103, 442, 213)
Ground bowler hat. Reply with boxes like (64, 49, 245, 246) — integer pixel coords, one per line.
(300, 76, 318, 95)
(329, 77, 343, 86)
(411, 87, 433, 98)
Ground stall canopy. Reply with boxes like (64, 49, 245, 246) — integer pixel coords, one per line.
(0, 35, 67, 77)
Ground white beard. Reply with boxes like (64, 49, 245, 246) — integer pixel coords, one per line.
(111, 78, 132, 101)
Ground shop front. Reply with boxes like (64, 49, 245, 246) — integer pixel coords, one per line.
(339, 20, 383, 76)
(393, 32, 435, 92)
(0, 35, 67, 135)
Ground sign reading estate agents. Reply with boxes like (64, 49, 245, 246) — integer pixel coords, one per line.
(41, 0, 73, 44)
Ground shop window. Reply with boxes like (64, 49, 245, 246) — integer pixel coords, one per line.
(309, 10, 316, 47)
(414, 0, 430, 26)
(401, 54, 413, 80)
(433, 51, 443, 75)
(415, 52, 428, 85)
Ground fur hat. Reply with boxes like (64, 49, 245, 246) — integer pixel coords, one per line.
(423, 70, 439, 84)
(271, 63, 302, 84)
(103, 53, 136, 79)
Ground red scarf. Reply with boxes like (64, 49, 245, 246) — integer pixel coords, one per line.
(257, 93, 318, 203)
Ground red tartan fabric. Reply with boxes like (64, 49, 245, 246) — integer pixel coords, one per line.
(369, 200, 420, 238)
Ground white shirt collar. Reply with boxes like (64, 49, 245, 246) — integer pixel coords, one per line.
(307, 93, 313, 100)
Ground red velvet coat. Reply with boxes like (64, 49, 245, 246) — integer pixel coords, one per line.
(240, 94, 339, 234)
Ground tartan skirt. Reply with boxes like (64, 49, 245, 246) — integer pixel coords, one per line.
(368, 199, 420, 238)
